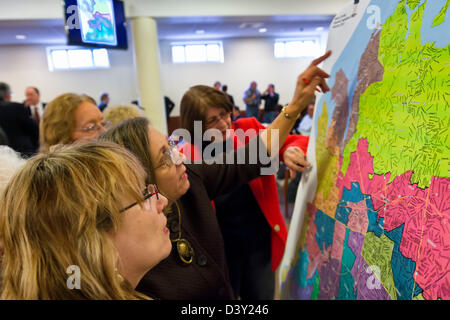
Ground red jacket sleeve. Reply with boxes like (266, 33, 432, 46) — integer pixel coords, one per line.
(233, 117, 310, 163)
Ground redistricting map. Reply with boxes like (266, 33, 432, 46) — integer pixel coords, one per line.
(280, 0, 449, 300)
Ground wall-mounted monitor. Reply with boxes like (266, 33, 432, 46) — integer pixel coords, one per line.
(64, 0, 128, 50)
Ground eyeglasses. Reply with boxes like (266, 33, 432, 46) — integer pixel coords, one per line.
(154, 136, 186, 170)
(78, 120, 111, 133)
(119, 184, 159, 213)
(205, 111, 232, 127)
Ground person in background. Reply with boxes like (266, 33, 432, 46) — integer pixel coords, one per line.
(0, 82, 39, 157)
(261, 84, 279, 124)
(221, 84, 235, 106)
(232, 105, 242, 121)
(24, 86, 45, 124)
(180, 84, 310, 300)
(104, 104, 143, 126)
(297, 102, 315, 136)
(242, 81, 261, 119)
(0, 126, 8, 146)
(40, 93, 109, 153)
(0, 141, 170, 299)
(213, 81, 221, 90)
(98, 92, 110, 112)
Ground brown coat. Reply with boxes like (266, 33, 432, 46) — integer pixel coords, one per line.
(136, 137, 266, 299)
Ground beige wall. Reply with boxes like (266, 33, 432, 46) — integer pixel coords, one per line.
(0, 44, 138, 107)
(0, 30, 327, 114)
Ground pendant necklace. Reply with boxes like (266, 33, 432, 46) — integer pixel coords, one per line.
(172, 201, 194, 264)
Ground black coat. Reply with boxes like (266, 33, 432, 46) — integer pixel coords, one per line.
(136, 137, 266, 300)
(0, 101, 39, 157)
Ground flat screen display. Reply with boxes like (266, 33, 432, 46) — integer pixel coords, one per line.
(64, 0, 128, 49)
(78, 0, 117, 46)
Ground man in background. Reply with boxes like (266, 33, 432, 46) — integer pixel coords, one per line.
(297, 102, 314, 136)
(98, 93, 109, 112)
(0, 82, 39, 157)
(242, 81, 261, 119)
(261, 83, 279, 124)
(221, 84, 235, 106)
(213, 81, 221, 90)
(24, 86, 45, 124)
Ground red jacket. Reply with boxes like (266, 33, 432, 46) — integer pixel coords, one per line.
(180, 117, 309, 271)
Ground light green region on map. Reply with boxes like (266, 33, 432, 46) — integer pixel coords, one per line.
(413, 292, 425, 300)
(433, 0, 449, 26)
(315, 102, 339, 199)
(407, 0, 421, 10)
(362, 232, 397, 299)
(342, 0, 450, 188)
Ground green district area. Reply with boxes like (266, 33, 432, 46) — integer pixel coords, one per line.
(342, 0, 450, 188)
(361, 232, 396, 299)
(433, 0, 449, 26)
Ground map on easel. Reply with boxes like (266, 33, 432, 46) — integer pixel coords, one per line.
(280, 0, 449, 300)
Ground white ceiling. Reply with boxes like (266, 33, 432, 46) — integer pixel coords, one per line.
(0, 15, 333, 45)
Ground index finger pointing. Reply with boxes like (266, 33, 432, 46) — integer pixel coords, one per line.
(311, 50, 332, 66)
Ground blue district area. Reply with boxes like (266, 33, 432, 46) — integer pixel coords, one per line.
(384, 225, 423, 300)
(335, 182, 365, 225)
(405, 0, 450, 48)
(314, 210, 335, 253)
(294, 249, 320, 300)
(337, 229, 357, 300)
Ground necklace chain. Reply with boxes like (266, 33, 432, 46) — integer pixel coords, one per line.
(171, 201, 194, 264)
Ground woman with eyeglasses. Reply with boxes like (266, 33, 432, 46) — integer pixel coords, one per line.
(179, 83, 311, 300)
(40, 93, 110, 153)
(0, 141, 169, 299)
(99, 51, 331, 300)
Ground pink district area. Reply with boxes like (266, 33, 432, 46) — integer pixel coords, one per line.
(305, 203, 322, 279)
(347, 200, 369, 234)
(339, 139, 450, 300)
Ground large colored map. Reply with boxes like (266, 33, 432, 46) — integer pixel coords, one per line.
(280, 0, 449, 300)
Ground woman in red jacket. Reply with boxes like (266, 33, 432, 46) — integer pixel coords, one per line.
(179, 85, 311, 299)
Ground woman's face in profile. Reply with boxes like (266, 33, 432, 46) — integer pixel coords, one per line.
(112, 183, 170, 286)
(71, 101, 107, 142)
(204, 106, 232, 142)
(148, 126, 190, 201)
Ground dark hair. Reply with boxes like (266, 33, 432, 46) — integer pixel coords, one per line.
(180, 85, 233, 136)
(100, 93, 109, 101)
(222, 85, 228, 92)
(0, 82, 11, 101)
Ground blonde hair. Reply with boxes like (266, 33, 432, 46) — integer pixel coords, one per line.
(104, 105, 143, 126)
(0, 141, 150, 299)
(40, 93, 97, 153)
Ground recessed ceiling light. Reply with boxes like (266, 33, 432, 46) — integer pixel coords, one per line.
(15, 35, 27, 40)
(259, 28, 267, 33)
(316, 27, 324, 32)
(195, 30, 205, 34)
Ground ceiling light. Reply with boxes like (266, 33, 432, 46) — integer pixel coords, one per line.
(316, 27, 324, 32)
(15, 35, 27, 40)
(195, 30, 205, 34)
(259, 28, 267, 33)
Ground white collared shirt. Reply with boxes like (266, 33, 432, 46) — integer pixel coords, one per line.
(30, 103, 44, 122)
